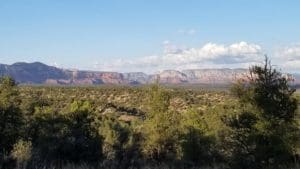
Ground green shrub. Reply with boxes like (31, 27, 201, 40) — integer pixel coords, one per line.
(11, 140, 32, 169)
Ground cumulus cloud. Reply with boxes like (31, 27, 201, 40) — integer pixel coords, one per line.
(276, 44, 300, 60)
(94, 41, 264, 73)
(162, 40, 185, 54)
(275, 44, 300, 71)
(174, 41, 262, 64)
(282, 60, 300, 70)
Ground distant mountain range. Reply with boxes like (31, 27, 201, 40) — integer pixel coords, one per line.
(0, 62, 299, 85)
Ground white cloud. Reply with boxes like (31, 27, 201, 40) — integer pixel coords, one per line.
(177, 29, 197, 35)
(94, 41, 264, 73)
(282, 60, 300, 70)
(176, 41, 262, 64)
(187, 29, 196, 35)
(162, 40, 170, 45)
(275, 45, 300, 71)
(276, 44, 300, 61)
(51, 62, 64, 69)
(162, 40, 185, 54)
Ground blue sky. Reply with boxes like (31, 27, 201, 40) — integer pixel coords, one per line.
(0, 0, 300, 72)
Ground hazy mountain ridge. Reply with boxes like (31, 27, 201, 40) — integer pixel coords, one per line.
(0, 62, 298, 85)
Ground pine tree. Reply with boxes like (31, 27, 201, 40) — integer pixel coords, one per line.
(0, 76, 23, 167)
(223, 57, 299, 169)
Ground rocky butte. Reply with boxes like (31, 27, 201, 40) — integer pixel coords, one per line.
(0, 62, 298, 86)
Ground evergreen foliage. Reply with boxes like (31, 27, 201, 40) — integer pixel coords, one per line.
(223, 57, 299, 169)
(0, 60, 299, 169)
